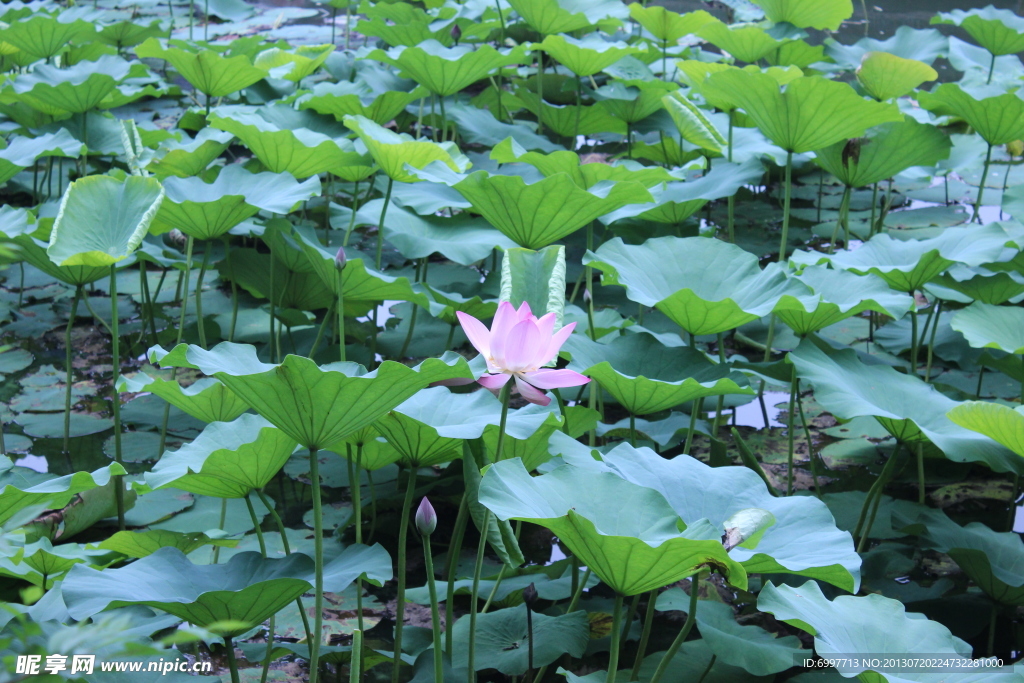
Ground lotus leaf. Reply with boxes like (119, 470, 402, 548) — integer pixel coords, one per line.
(950, 302, 1024, 355)
(856, 52, 937, 101)
(917, 83, 1024, 146)
(365, 41, 528, 97)
(116, 373, 249, 423)
(135, 38, 268, 97)
(534, 34, 645, 77)
(752, 0, 852, 31)
(343, 114, 470, 183)
(932, 6, 1024, 56)
(948, 401, 1024, 459)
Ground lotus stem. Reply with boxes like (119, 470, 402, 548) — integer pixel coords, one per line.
(467, 508, 489, 683)
(444, 323, 456, 352)
(974, 143, 993, 223)
(212, 498, 227, 563)
(346, 446, 364, 633)
(309, 301, 334, 359)
(367, 469, 378, 543)
(63, 285, 83, 466)
(916, 442, 925, 505)
(444, 492, 469, 655)
(493, 381, 512, 462)
(786, 363, 798, 496)
(697, 655, 717, 683)
(629, 413, 637, 446)
(909, 293, 920, 376)
(976, 366, 986, 399)
(109, 265, 125, 531)
(256, 488, 314, 649)
(269, 254, 278, 363)
(139, 261, 158, 348)
(869, 183, 879, 235)
(606, 592, 625, 683)
(536, 52, 545, 137)
(621, 592, 640, 642)
(337, 270, 346, 362)
(224, 636, 240, 683)
(726, 113, 735, 243)
(244, 494, 275, 683)
(422, 532, 444, 683)
(1006, 473, 1019, 532)
(778, 151, 793, 260)
(343, 180, 360, 247)
(712, 332, 727, 436)
(526, 595, 534, 675)
(649, 579, 699, 683)
(683, 397, 703, 454)
(574, 76, 582, 148)
(829, 185, 852, 255)
(860, 0, 869, 34)
(438, 95, 448, 143)
(924, 300, 942, 382)
(203, 0, 209, 40)
(532, 566, 591, 683)
(398, 261, 424, 359)
(585, 223, 597, 342)
(194, 242, 210, 348)
(345, 3, 351, 50)
(628, 589, 659, 681)
(309, 445, 325, 683)
(987, 52, 996, 85)
(350, 629, 362, 682)
(855, 443, 904, 552)
(331, 5, 337, 45)
(391, 467, 418, 683)
(795, 379, 822, 498)
(376, 177, 394, 271)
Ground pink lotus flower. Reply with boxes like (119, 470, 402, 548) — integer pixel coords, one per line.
(456, 301, 589, 406)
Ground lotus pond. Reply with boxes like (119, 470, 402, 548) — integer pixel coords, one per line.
(4, 0, 1024, 681)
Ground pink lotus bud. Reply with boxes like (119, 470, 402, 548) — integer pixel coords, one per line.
(451, 24, 462, 45)
(334, 247, 347, 272)
(415, 497, 437, 536)
(583, 288, 591, 303)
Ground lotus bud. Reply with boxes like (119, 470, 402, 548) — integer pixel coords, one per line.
(523, 582, 538, 609)
(451, 23, 462, 45)
(583, 288, 591, 303)
(415, 497, 437, 536)
(334, 246, 347, 272)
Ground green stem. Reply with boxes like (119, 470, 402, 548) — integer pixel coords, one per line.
(536, 52, 544, 136)
(987, 51, 996, 85)
(139, 261, 157, 349)
(444, 493, 469, 656)
(925, 300, 942, 382)
(778, 151, 793, 260)
(445, 323, 456, 352)
(494, 381, 513, 462)
(256, 489, 314, 651)
(350, 629, 362, 682)
(63, 286, 83, 462)
(244, 495, 275, 683)
(438, 95, 448, 143)
(649, 580, 699, 683)
(909, 294, 919, 377)
(726, 112, 735, 243)
(856, 443, 905, 552)
(712, 332, 727, 436)
(795, 379, 822, 498)
(309, 301, 334, 359)
(683, 398, 703, 454)
(531, 567, 591, 683)
(391, 467, 418, 683)
(109, 265, 125, 530)
(308, 446, 324, 683)
(916, 442, 926, 505)
(629, 413, 636, 447)
(869, 183, 879, 234)
(467, 508, 489, 683)
(224, 636, 240, 683)
(586, 225, 596, 341)
(481, 565, 506, 614)
(696, 655, 717, 683)
(829, 185, 852, 255)
(346, 448, 364, 635)
(628, 589, 658, 681)
(345, 3, 351, 50)
(786, 363, 797, 496)
(606, 593, 625, 683)
(975, 143, 993, 223)
(195, 242, 210, 349)
(337, 270, 346, 362)
(376, 177, 394, 271)
(423, 534, 444, 683)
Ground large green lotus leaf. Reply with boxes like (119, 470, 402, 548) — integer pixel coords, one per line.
(96, 530, 236, 559)
(0, 461, 125, 527)
(950, 302, 1024, 355)
(209, 110, 362, 179)
(509, 0, 628, 35)
(694, 601, 804, 676)
(146, 128, 234, 179)
(499, 245, 566, 326)
(932, 7, 1024, 56)
(932, 265, 1024, 305)
(814, 117, 950, 189)
(895, 505, 1024, 606)
(0, 209, 109, 286)
(289, 225, 429, 308)
(757, 581, 985, 683)
(96, 18, 164, 49)
(342, 114, 470, 183)
(146, 414, 298, 498)
(47, 175, 164, 268)
(366, 41, 528, 97)
(451, 607, 589, 675)
(790, 339, 1022, 474)
(481, 404, 563, 471)
(135, 38, 268, 97)
(752, 0, 852, 30)
(584, 236, 814, 336)
(10, 55, 131, 114)
(0, 130, 83, 185)
(295, 81, 428, 125)
(479, 458, 748, 595)
(418, 284, 498, 326)
(373, 387, 504, 467)
(778, 266, 913, 336)
(697, 19, 785, 63)
(117, 373, 249, 423)
(601, 160, 765, 225)
(356, 197, 516, 266)
(825, 25, 948, 69)
(357, 16, 445, 48)
(701, 71, 901, 153)
(595, 80, 679, 125)
(856, 52, 937, 101)
(948, 402, 1024, 459)
(575, 443, 861, 591)
(917, 83, 1024, 146)
(515, 89, 628, 136)
(560, 332, 752, 415)
(662, 90, 726, 154)
(253, 44, 333, 82)
(795, 223, 1014, 292)
(156, 165, 321, 240)
(150, 342, 472, 449)
(437, 169, 653, 249)
(0, 12, 95, 60)
(628, 4, 715, 42)
(535, 34, 645, 77)
(678, 61, 803, 112)
(63, 547, 312, 637)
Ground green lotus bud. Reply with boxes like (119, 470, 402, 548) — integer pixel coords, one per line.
(415, 497, 436, 536)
